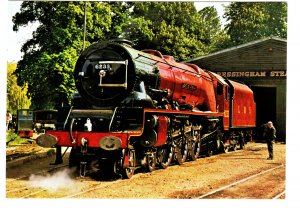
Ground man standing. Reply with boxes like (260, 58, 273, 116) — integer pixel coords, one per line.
(6, 110, 12, 131)
(264, 121, 276, 160)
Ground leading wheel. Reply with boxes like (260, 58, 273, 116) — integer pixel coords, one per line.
(79, 161, 87, 177)
(220, 141, 229, 153)
(206, 142, 213, 157)
(69, 148, 79, 168)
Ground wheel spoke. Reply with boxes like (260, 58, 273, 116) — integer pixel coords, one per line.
(173, 133, 188, 164)
(181, 140, 188, 162)
(221, 141, 229, 153)
(189, 140, 197, 161)
(174, 144, 183, 165)
(158, 146, 173, 169)
(206, 141, 213, 157)
(122, 167, 134, 179)
(194, 140, 201, 158)
(146, 152, 156, 172)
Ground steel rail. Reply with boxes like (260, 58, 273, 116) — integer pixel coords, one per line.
(61, 180, 124, 198)
(6, 164, 68, 183)
(6, 164, 69, 197)
(61, 172, 146, 198)
(196, 164, 285, 199)
(273, 190, 285, 199)
(21, 189, 46, 199)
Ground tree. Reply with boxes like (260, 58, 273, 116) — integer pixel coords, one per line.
(123, 2, 208, 61)
(104, 1, 133, 40)
(7, 63, 31, 114)
(198, 6, 230, 52)
(224, 2, 287, 46)
(12, 1, 129, 109)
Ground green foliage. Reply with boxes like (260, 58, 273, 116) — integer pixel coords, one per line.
(6, 130, 29, 146)
(224, 2, 287, 46)
(47, 148, 56, 156)
(123, 2, 215, 61)
(104, 1, 133, 40)
(12, 1, 126, 109)
(198, 6, 230, 52)
(11, 1, 287, 110)
(16, 48, 78, 109)
(7, 63, 31, 114)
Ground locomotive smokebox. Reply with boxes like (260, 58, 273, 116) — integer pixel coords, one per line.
(74, 40, 136, 107)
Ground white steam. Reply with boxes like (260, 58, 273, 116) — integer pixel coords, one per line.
(28, 168, 75, 192)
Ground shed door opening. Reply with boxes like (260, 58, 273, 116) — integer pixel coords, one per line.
(252, 86, 276, 139)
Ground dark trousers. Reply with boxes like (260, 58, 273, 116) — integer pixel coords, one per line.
(267, 140, 274, 158)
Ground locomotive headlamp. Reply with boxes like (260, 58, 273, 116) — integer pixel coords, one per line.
(99, 136, 122, 151)
(99, 70, 106, 77)
(99, 70, 106, 85)
(36, 134, 58, 148)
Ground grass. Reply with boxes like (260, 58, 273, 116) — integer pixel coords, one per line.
(47, 148, 56, 156)
(6, 130, 31, 146)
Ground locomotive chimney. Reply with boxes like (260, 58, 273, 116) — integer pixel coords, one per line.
(111, 39, 133, 47)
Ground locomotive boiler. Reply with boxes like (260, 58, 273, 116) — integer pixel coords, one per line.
(37, 39, 256, 178)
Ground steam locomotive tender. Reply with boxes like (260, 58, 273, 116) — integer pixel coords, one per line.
(37, 40, 256, 178)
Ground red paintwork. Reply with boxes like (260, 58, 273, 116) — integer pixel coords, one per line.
(207, 71, 230, 130)
(44, 108, 224, 150)
(206, 71, 256, 129)
(228, 80, 256, 128)
(142, 50, 217, 112)
(18, 130, 33, 138)
(144, 108, 223, 117)
(155, 116, 169, 147)
(46, 130, 129, 149)
(143, 49, 255, 129)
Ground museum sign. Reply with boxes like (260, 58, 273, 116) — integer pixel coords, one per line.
(216, 71, 287, 78)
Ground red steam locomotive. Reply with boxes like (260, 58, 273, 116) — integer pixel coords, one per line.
(37, 40, 256, 178)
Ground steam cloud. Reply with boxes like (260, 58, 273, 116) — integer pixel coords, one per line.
(28, 168, 75, 192)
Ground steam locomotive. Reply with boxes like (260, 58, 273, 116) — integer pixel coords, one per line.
(37, 39, 256, 178)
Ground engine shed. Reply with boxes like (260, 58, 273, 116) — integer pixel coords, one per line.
(186, 37, 286, 141)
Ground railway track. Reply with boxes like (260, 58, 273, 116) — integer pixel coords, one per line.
(6, 164, 69, 198)
(8, 163, 285, 199)
(6, 168, 146, 198)
(6, 164, 68, 183)
(273, 190, 285, 199)
(6, 142, 286, 199)
(195, 164, 285, 199)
